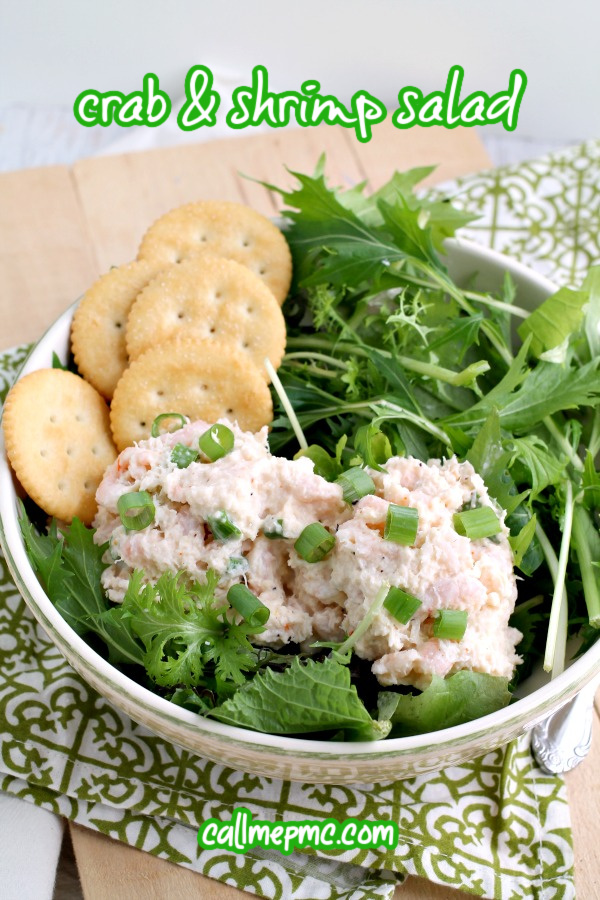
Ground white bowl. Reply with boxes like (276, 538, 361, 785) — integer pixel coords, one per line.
(1, 237, 599, 785)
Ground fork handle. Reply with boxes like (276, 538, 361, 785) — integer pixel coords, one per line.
(532, 677, 600, 774)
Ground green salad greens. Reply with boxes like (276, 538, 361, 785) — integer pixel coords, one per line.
(266, 160, 600, 680)
(19, 161, 600, 741)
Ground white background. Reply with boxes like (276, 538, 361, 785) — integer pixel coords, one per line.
(1, 0, 599, 143)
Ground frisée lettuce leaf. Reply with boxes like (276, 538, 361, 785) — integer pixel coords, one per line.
(114, 569, 262, 688)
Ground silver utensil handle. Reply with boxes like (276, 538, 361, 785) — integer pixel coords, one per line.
(532, 677, 600, 775)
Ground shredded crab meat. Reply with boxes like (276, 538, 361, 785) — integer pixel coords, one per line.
(94, 421, 521, 688)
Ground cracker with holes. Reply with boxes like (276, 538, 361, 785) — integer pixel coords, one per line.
(110, 336, 273, 450)
(137, 200, 292, 304)
(125, 256, 286, 375)
(71, 259, 163, 399)
(2, 369, 117, 524)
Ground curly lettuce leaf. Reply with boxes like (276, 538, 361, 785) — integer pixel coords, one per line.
(118, 570, 261, 688)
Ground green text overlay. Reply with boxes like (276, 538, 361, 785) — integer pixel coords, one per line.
(198, 807, 399, 855)
(73, 64, 527, 141)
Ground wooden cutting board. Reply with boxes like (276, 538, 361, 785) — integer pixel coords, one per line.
(1, 121, 597, 899)
(1, 121, 486, 346)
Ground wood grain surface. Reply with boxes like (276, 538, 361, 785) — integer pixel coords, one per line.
(1, 122, 597, 900)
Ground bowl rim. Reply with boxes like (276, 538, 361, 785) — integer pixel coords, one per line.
(2, 235, 600, 760)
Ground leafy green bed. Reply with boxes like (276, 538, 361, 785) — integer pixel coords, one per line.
(19, 162, 600, 741)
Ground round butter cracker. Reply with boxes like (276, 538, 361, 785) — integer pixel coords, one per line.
(125, 255, 286, 375)
(110, 336, 273, 451)
(71, 259, 164, 399)
(2, 369, 117, 524)
(137, 200, 292, 304)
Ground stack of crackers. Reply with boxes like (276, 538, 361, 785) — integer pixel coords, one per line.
(3, 201, 291, 525)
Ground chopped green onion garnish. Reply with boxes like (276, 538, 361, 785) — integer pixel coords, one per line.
(264, 357, 308, 450)
(206, 510, 241, 541)
(151, 412, 186, 437)
(294, 523, 335, 563)
(433, 609, 468, 641)
(383, 587, 422, 624)
(170, 443, 199, 469)
(335, 466, 376, 504)
(117, 491, 155, 531)
(453, 506, 501, 540)
(227, 556, 249, 576)
(227, 583, 270, 628)
(384, 504, 419, 545)
(199, 424, 234, 461)
(336, 583, 389, 657)
(263, 518, 285, 539)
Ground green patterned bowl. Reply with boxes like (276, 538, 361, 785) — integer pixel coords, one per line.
(2, 237, 600, 784)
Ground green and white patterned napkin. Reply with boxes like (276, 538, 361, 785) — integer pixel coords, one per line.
(3, 139, 599, 900)
(439, 138, 600, 287)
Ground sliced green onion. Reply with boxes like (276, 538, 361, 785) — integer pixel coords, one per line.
(227, 583, 270, 628)
(294, 523, 335, 563)
(227, 556, 249, 576)
(170, 443, 199, 469)
(433, 609, 468, 641)
(117, 491, 155, 531)
(264, 357, 308, 451)
(335, 467, 376, 504)
(453, 506, 501, 540)
(263, 518, 285, 540)
(206, 510, 241, 541)
(199, 424, 234, 462)
(337, 583, 389, 657)
(383, 587, 422, 624)
(384, 504, 419, 545)
(151, 412, 186, 437)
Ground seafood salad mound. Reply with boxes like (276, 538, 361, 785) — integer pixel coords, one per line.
(93, 419, 521, 690)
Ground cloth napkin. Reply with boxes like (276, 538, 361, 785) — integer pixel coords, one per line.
(3, 138, 599, 900)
